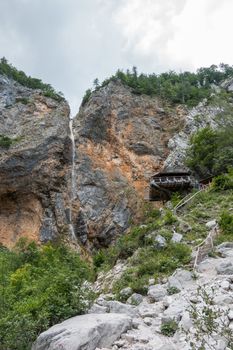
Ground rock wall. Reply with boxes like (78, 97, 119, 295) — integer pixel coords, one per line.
(72, 81, 186, 248)
(0, 75, 71, 247)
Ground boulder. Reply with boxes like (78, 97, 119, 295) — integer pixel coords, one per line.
(171, 232, 183, 243)
(216, 261, 233, 275)
(107, 301, 137, 316)
(88, 304, 108, 314)
(127, 293, 143, 306)
(205, 219, 217, 229)
(148, 284, 167, 302)
(162, 297, 188, 323)
(120, 287, 133, 299)
(32, 313, 132, 350)
(168, 269, 193, 290)
(154, 235, 167, 249)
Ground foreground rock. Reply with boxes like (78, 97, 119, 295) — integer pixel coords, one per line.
(32, 313, 132, 350)
(89, 246, 233, 350)
(0, 74, 71, 246)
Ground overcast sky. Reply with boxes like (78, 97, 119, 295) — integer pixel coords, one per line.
(0, 0, 233, 115)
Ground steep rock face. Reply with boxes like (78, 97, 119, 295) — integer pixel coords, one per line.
(0, 75, 71, 247)
(72, 81, 186, 247)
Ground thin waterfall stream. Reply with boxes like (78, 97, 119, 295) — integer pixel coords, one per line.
(69, 118, 76, 240)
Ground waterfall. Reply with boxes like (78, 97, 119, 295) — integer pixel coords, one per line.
(69, 118, 76, 240)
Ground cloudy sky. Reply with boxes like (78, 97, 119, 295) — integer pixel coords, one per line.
(0, 0, 232, 114)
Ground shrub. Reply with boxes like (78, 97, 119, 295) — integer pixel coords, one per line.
(163, 210, 177, 225)
(161, 320, 178, 336)
(81, 64, 233, 107)
(113, 243, 191, 294)
(186, 286, 233, 349)
(167, 286, 181, 295)
(0, 135, 13, 148)
(81, 89, 92, 106)
(219, 210, 233, 235)
(212, 170, 233, 191)
(186, 126, 233, 178)
(0, 239, 95, 349)
(0, 57, 63, 101)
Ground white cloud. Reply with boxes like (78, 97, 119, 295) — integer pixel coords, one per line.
(0, 0, 232, 113)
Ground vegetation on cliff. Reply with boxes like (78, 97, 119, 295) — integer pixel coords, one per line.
(186, 126, 233, 177)
(82, 63, 233, 107)
(0, 57, 64, 101)
(0, 240, 95, 350)
(94, 169, 233, 296)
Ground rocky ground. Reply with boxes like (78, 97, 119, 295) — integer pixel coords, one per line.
(33, 242, 233, 350)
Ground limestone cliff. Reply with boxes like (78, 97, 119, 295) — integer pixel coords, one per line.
(0, 74, 71, 247)
(72, 81, 186, 248)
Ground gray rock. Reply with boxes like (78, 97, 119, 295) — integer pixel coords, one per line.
(216, 242, 233, 257)
(148, 284, 167, 302)
(127, 293, 143, 306)
(107, 301, 137, 316)
(88, 304, 108, 314)
(216, 261, 233, 275)
(206, 219, 217, 229)
(149, 278, 155, 286)
(154, 235, 167, 249)
(179, 221, 192, 233)
(171, 232, 183, 243)
(32, 313, 132, 350)
(221, 280, 230, 290)
(120, 287, 133, 299)
(168, 269, 193, 290)
(214, 295, 233, 305)
(162, 298, 188, 323)
(228, 310, 233, 321)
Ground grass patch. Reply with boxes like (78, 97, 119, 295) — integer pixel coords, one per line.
(161, 320, 178, 337)
(0, 135, 23, 148)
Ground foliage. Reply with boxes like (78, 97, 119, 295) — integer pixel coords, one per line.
(161, 320, 178, 337)
(212, 169, 233, 191)
(185, 286, 233, 349)
(113, 243, 191, 295)
(0, 239, 95, 350)
(186, 126, 233, 178)
(82, 63, 233, 107)
(167, 286, 181, 295)
(15, 97, 30, 105)
(81, 88, 92, 106)
(0, 134, 22, 148)
(219, 210, 233, 235)
(0, 57, 63, 101)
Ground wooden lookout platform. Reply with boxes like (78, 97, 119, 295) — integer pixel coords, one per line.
(149, 170, 196, 201)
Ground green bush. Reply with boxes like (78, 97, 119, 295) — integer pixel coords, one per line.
(82, 64, 233, 107)
(0, 57, 63, 101)
(186, 126, 233, 178)
(219, 211, 233, 235)
(163, 210, 177, 225)
(0, 135, 13, 148)
(167, 286, 181, 295)
(161, 320, 178, 336)
(113, 243, 191, 294)
(212, 170, 233, 190)
(0, 239, 95, 349)
(81, 89, 92, 106)
(0, 134, 23, 148)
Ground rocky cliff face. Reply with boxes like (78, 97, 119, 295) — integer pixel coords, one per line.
(72, 81, 186, 248)
(0, 75, 71, 247)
